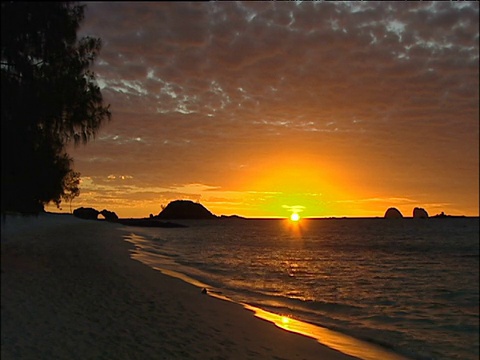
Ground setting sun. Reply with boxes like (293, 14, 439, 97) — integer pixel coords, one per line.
(290, 213, 300, 222)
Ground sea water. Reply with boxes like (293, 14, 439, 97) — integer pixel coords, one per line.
(123, 218, 479, 360)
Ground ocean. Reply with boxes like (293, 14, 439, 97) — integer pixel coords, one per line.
(122, 218, 479, 360)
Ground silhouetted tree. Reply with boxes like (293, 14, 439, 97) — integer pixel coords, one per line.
(59, 170, 81, 213)
(1, 2, 111, 213)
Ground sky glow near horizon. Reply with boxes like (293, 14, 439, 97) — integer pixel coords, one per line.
(50, 1, 479, 218)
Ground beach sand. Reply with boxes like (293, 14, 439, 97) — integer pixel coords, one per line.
(1, 213, 358, 360)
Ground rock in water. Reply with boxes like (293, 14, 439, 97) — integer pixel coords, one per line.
(100, 209, 119, 222)
(73, 207, 100, 220)
(413, 207, 429, 218)
(384, 207, 404, 219)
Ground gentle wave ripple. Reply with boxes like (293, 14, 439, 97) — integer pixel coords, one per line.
(125, 218, 479, 360)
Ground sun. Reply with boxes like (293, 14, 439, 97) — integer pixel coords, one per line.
(290, 213, 300, 222)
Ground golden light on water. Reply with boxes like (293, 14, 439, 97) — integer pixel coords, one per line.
(244, 305, 409, 360)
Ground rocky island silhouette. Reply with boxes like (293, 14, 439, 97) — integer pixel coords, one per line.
(73, 200, 230, 227)
(72, 202, 465, 225)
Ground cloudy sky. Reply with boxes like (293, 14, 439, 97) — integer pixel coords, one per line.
(52, 1, 479, 218)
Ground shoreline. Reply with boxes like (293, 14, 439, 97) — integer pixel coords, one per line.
(125, 231, 410, 360)
(2, 213, 360, 359)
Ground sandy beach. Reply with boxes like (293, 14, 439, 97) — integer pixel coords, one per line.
(1, 213, 358, 360)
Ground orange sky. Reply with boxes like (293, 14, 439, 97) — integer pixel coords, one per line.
(48, 2, 479, 218)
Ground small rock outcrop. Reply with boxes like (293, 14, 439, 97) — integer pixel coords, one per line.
(73, 207, 100, 220)
(384, 207, 404, 219)
(155, 200, 217, 219)
(413, 207, 428, 218)
(100, 209, 119, 222)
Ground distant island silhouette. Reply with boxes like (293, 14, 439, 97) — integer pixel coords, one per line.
(384, 207, 466, 219)
(72, 206, 186, 227)
(413, 207, 428, 218)
(154, 200, 217, 220)
(72, 200, 247, 228)
(430, 212, 466, 219)
(71, 203, 468, 226)
(384, 207, 404, 219)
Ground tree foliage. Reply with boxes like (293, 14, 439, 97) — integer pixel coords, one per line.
(1, 2, 111, 213)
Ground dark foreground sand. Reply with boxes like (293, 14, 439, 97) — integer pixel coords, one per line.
(1, 213, 360, 360)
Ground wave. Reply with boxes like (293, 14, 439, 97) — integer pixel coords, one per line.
(124, 221, 480, 360)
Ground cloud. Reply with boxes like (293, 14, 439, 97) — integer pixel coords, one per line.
(81, 2, 479, 138)
(61, 1, 480, 217)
